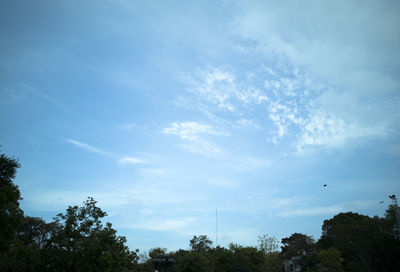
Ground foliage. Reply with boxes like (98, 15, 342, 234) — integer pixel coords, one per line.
(262, 252, 283, 272)
(208, 246, 235, 272)
(189, 235, 213, 252)
(281, 233, 315, 259)
(149, 247, 167, 259)
(281, 233, 317, 270)
(0, 153, 23, 252)
(319, 212, 400, 272)
(47, 197, 138, 271)
(3, 151, 400, 272)
(228, 243, 265, 272)
(0, 152, 138, 272)
(176, 251, 211, 272)
(315, 247, 344, 272)
(258, 234, 279, 255)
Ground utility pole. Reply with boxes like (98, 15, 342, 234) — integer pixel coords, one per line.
(389, 194, 400, 239)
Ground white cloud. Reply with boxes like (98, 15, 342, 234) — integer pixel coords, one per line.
(163, 121, 225, 140)
(119, 156, 143, 165)
(66, 139, 146, 164)
(180, 140, 222, 156)
(66, 139, 114, 157)
(232, 0, 400, 149)
(163, 122, 227, 156)
(182, 68, 269, 114)
(236, 118, 261, 130)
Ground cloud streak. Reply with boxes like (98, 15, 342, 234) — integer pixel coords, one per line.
(66, 139, 145, 165)
(119, 156, 143, 165)
(66, 139, 114, 157)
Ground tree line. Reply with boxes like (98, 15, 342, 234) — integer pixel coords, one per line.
(1, 152, 400, 271)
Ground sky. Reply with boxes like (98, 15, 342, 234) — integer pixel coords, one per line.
(1, 0, 399, 253)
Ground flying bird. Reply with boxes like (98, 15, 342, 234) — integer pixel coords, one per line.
(379, 201, 384, 204)
(323, 184, 327, 187)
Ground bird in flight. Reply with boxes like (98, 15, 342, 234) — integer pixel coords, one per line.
(323, 184, 327, 187)
(379, 200, 384, 204)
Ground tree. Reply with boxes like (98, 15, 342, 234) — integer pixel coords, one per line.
(262, 252, 283, 272)
(281, 233, 317, 271)
(257, 234, 281, 272)
(48, 197, 138, 271)
(0, 153, 139, 271)
(0, 153, 23, 251)
(189, 235, 213, 252)
(315, 247, 344, 272)
(228, 243, 265, 272)
(281, 233, 315, 259)
(319, 212, 400, 272)
(208, 246, 234, 272)
(0, 153, 25, 271)
(149, 247, 167, 259)
(258, 234, 279, 255)
(176, 251, 211, 272)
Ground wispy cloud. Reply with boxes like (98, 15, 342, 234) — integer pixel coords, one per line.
(232, 1, 400, 150)
(163, 122, 227, 156)
(163, 121, 227, 140)
(182, 68, 268, 114)
(170, 0, 399, 153)
(182, 62, 397, 152)
(66, 139, 114, 157)
(236, 118, 261, 130)
(119, 156, 143, 165)
(66, 139, 146, 165)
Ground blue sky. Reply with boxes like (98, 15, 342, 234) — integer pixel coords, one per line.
(1, 0, 399, 253)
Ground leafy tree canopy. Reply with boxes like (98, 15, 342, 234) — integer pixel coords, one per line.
(0, 153, 23, 252)
(319, 212, 400, 272)
(190, 235, 213, 252)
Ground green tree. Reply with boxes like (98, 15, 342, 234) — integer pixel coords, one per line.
(281, 233, 317, 271)
(0, 153, 23, 251)
(176, 251, 211, 272)
(48, 197, 138, 272)
(228, 243, 265, 272)
(262, 252, 283, 272)
(1, 216, 44, 271)
(258, 234, 279, 255)
(208, 246, 234, 272)
(0, 153, 25, 271)
(318, 212, 400, 272)
(315, 247, 344, 272)
(149, 247, 167, 259)
(169, 249, 190, 271)
(189, 235, 213, 252)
